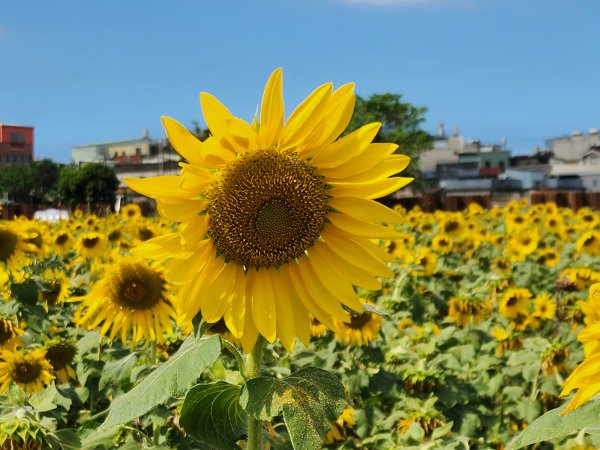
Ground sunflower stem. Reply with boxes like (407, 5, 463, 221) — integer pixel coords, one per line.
(221, 339, 247, 378)
(246, 336, 265, 450)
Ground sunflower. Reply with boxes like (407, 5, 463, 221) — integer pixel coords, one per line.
(447, 296, 491, 326)
(76, 231, 106, 258)
(126, 69, 412, 352)
(507, 229, 539, 262)
(38, 268, 71, 306)
(0, 224, 34, 270)
(491, 326, 522, 356)
(0, 316, 24, 349)
(541, 343, 571, 376)
(498, 288, 532, 319)
(44, 338, 77, 383)
(51, 230, 74, 254)
(439, 214, 463, 238)
(324, 407, 356, 444)
(309, 317, 330, 338)
(120, 203, 142, 220)
(72, 258, 177, 345)
(334, 309, 382, 347)
(533, 292, 556, 321)
(431, 234, 453, 255)
(0, 348, 54, 394)
(537, 247, 560, 268)
(575, 231, 600, 256)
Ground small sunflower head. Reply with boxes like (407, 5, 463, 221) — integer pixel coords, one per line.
(44, 338, 77, 383)
(0, 316, 23, 349)
(0, 348, 54, 394)
(334, 307, 382, 346)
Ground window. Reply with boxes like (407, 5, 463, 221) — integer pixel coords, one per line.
(484, 161, 491, 168)
(499, 161, 506, 170)
(135, 148, 142, 156)
(9, 132, 25, 144)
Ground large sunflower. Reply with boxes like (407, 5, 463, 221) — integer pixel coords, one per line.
(127, 69, 412, 352)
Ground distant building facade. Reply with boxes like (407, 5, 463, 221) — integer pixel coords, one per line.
(0, 123, 34, 166)
(72, 130, 182, 188)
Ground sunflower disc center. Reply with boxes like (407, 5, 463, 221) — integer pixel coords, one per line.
(207, 149, 329, 268)
(0, 230, 18, 263)
(108, 263, 165, 311)
(13, 361, 42, 383)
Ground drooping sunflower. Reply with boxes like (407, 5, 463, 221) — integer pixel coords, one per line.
(0, 348, 54, 394)
(447, 296, 492, 326)
(72, 258, 177, 345)
(44, 338, 77, 383)
(38, 268, 71, 306)
(0, 316, 24, 349)
(126, 69, 412, 352)
(498, 288, 532, 319)
(333, 306, 382, 346)
(323, 407, 356, 444)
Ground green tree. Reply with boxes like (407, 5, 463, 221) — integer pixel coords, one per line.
(0, 164, 33, 204)
(56, 164, 118, 206)
(346, 93, 432, 182)
(81, 163, 119, 204)
(29, 159, 62, 204)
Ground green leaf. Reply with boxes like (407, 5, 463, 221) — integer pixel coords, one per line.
(29, 384, 71, 412)
(180, 381, 247, 449)
(240, 367, 347, 450)
(99, 353, 137, 389)
(101, 334, 221, 429)
(507, 398, 600, 449)
(54, 430, 81, 450)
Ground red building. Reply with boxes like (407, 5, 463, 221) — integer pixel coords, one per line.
(0, 124, 34, 166)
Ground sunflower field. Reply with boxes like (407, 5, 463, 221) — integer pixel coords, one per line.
(0, 199, 597, 449)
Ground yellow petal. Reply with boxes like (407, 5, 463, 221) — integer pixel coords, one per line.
(319, 143, 399, 179)
(165, 240, 214, 285)
(279, 83, 332, 150)
(311, 123, 380, 168)
(328, 213, 400, 239)
(284, 263, 338, 329)
(260, 68, 284, 149)
(223, 267, 247, 339)
(307, 243, 364, 312)
(329, 197, 402, 224)
(200, 92, 235, 137)
(240, 273, 259, 353)
(315, 242, 382, 291)
(296, 260, 351, 322)
(321, 226, 394, 277)
(161, 116, 205, 165)
(180, 215, 209, 247)
(251, 269, 277, 342)
(271, 270, 296, 352)
(130, 233, 190, 260)
(330, 177, 414, 200)
(336, 155, 411, 183)
(201, 263, 237, 323)
(126, 176, 193, 199)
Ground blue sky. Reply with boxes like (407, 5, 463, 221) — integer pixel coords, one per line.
(1, 0, 598, 163)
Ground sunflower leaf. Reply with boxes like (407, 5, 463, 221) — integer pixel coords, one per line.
(507, 398, 600, 449)
(98, 352, 137, 390)
(239, 367, 347, 450)
(180, 381, 247, 449)
(101, 334, 221, 429)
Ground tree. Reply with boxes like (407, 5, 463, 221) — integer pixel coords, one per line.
(56, 164, 119, 206)
(29, 159, 62, 204)
(346, 93, 432, 182)
(0, 164, 32, 203)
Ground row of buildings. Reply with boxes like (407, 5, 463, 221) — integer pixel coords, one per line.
(418, 124, 600, 200)
(3, 120, 600, 209)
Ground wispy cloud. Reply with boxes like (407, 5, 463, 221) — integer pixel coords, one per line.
(339, 0, 470, 8)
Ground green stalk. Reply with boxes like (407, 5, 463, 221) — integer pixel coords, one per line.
(246, 336, 265, 450)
